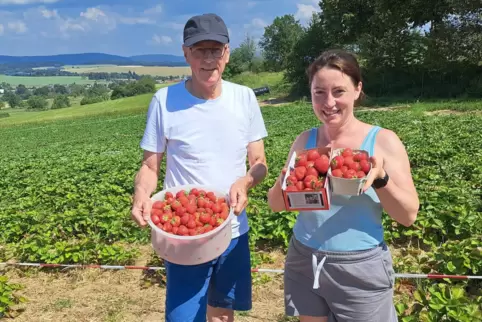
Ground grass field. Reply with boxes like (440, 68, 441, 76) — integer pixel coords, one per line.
(62, 65, 192, 77)
(0, 72, 481, 321)
(0, 75, 103, 87)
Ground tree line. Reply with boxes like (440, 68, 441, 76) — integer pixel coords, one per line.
(226, 0, 481, 99)
(0, 76, 157, 110)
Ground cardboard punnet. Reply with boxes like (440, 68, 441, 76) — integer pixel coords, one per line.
(281, 147, 332, 211)
(327, 148, 372, 196)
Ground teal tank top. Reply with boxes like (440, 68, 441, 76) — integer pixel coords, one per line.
(292, 126, 384, 251)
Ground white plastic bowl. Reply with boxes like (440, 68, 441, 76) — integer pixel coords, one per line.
(147, 184, 235, 266)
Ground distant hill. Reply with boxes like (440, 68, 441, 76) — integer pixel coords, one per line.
(129, 54, 186, 64)
(0, 53, 188, 67)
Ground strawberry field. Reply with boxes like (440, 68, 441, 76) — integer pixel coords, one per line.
(0, 102, 481, 321)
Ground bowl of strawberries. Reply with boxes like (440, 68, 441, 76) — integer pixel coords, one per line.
(147, 184, 235, 266)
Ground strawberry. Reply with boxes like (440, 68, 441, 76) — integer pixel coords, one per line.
(152, 201, 165, 209)
(343, 169, 358, 179)
(356, 170, 366, 178)
(211, 203, 221, 214)
(342, 148, 353, 157)
(286, 175, 298, 186)
(303, 175, 318, 189)
(180, 214, 190, 225)
(151, 214, 160, 225)
(332, 169, 343, 177)
(206, 191, 217, 202)
(295, 154, 308, 167)
(314, 156, 329, 174)
(331, 155, 344, 170)
(343, 156, 354, 167)
(295, 181, 304, 190)
(307, 149, 321, 161)
(176, 190, 188, 199)
(360, 159, 370, 174)
(186, 203, 197, 214)
(164, 192, 174, 200)
(178, 225, 189, 236)
(294, 166, 307, 180)
(306, 167, 319, 177)
(170, 216, 181, 227)
(306, 161, 315, 169)
(286, 185, 298, 191)
(314, 180, 324, 191)
(353, 151, 368, 162)
(349, 162, 361, 171)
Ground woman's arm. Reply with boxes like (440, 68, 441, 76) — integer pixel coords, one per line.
(370, 129, 420, 227)
(267, 130, 310, 212)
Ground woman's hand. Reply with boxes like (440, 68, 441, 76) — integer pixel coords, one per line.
(362, 156, 386, 192)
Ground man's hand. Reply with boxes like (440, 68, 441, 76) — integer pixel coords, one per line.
(229, 177, 251, 216)
(131, 189, 153, 227)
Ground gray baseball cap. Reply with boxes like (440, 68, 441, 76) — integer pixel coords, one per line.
(183, 13, 230, 47)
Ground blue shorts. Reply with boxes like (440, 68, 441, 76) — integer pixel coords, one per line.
(164, 232, 252, 322)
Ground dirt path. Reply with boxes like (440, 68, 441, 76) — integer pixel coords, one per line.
(5, 250, 288, 322)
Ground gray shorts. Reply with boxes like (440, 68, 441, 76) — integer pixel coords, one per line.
(284, 236, 398, 322)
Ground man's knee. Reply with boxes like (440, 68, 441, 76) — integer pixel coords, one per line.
(207, 305, 234, 322)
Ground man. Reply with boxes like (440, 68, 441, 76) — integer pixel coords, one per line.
(130, 13, 268, 322)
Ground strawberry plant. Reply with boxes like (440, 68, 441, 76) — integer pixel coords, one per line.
(0, 275, 27, 318)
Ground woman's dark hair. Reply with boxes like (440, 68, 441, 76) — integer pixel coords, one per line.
(307, 49, 366, 104)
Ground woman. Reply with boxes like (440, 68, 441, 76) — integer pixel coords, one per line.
(267, 49, 419, 322)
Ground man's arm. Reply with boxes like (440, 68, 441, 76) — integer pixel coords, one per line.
(244, 139, 268, 189)
(134, 150, 163, 197)
(131, 150, 164, 227)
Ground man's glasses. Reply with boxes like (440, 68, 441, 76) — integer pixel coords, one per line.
(190, 46, 227, 59)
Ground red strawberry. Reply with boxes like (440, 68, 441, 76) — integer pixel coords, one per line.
(343, 169, 358, 179)
(285, 185, 298, 191)
(303, 175, 318, 189)
(294, 166, 307, 180)
(332, 169, 343, 177)
(295, 154, 308, 167)
(360, 159, 370, 174)
(314, 180, 324, 191)
(356, 170, 366, 178)
(286, 175, 298, 186)
(331, 156, 344, 170)
(307, 149, 321, 161)
(178, 225, 189, 236)
(151, 214, 160, 225)
(295, 181, 304, 190)
(306, 167, 319, 177)
(353, 151, 368, 162)
(314, 156, 329, 174)
(343, 156, 354, 167)
(349, 162, 361, 171)
(342, 148, 353, 157)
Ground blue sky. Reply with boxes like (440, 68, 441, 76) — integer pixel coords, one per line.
(0, 0, 321, 57)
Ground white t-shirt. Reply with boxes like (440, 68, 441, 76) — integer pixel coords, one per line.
(140, 79, 268, 238)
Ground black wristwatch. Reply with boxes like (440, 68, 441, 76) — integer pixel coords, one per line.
(372, 171, 389, 189)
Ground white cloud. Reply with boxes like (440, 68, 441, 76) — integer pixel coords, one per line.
(40, 8, 57, 18)
(80, 7, 106, 21)
(152, 34, 172, 45)
(8, 20, 27, 33)
(294, 3, 320, 22)
(0, 24, 4, 35)
(119, 16, 155, 25)
(0, 0, 59, 4)
(144, 5, 162, 15)
(244, 18, 267, 30)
